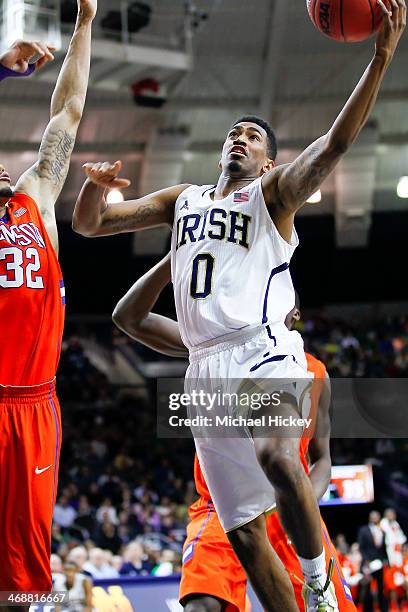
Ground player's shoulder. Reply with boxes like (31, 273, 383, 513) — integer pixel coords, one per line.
(7, 191, 42, 223)
(174, 183, 214, 204)
(11, 191, 39, 210)
(174, 183, 193, 195)
(305, 352, 327, 377)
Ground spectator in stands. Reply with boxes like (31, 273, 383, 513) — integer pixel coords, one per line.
(51, 523, 71, 555)
(94, 514, 123, 554)
(119, 541, 152, 576)
(51, 554, 63, 574)
(54, 495, 78, 529)
(111, 555, 124, 573)
(335, 534, 349, 556)
(336, 541, 363, 603)
(152, 549, 179, 577)
(82, 547, 119, 579)
(73, 496, 94, 537)
(96, 497, 119, 525)
(53, 560, 93, 612)
(381, 508, 407, 567)
(67, 546, 91, 577)
(358, 510, 389, 612)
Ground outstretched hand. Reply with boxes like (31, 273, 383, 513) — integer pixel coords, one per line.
(78, 0, 97, 23)
(0, 40, 55, 73)
(376, 0, 406, 63)
(83, 161, 131, 190)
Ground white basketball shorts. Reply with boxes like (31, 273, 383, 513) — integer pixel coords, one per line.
(185, 323, 312, 532)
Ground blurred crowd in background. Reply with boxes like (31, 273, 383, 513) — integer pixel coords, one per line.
(301, 314, 408, 378)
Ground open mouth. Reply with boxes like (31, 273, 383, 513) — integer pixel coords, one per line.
(230, 146, 247, 157)
(0, 174, 11, 183)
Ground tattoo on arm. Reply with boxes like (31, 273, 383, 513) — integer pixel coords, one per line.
(33, 129, 75, 189)
(101, 200, 170, 232)
(281, 137, 335, 205)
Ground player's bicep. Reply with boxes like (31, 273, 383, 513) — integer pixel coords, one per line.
(276, 134, 340, 212)
(15, 111, 77, 212)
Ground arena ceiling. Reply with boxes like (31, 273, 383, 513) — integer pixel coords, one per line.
(1, 0, 408, 244)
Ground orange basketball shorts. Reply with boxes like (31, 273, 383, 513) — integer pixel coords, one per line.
(0, 381, 62, 592)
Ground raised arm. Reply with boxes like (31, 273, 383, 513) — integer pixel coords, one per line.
(112, 253, 188, 358)
(308, 374, 332, 501)
(15, 0, 97, 251)
(262, 0, 406, 241)
(72, 160, 190, 236)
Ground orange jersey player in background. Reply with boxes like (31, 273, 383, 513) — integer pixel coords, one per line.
(112, 253, 356, 612)
(0, 2, 96, 602)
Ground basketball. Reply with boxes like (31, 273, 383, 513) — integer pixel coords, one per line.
(307, 0, 386, 42)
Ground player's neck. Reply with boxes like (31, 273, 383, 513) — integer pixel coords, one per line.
(213, 173, 258, 200)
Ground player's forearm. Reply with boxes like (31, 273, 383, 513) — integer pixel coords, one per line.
(50, 13, 93, 122)
(112, 256, 187, 357)
(113, 256, 171, 332)
(326, 53, 389, 152)
(121, 313, 188, 358)
(308, 458, 331, 501)
(275, 54, 392, 211)
(72, 179, 107, 235)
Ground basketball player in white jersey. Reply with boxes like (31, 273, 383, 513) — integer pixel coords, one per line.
(73, 4, 405, 610)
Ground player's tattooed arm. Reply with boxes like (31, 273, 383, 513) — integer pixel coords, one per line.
(15, 0, 97, 245)
(113, 253, 188, 358)
(72, 162, 190, 236)
(274, 135, 338, 210)
(31, 125, 76, 190)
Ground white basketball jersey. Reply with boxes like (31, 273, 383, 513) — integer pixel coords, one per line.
(171, 177, 298, 349)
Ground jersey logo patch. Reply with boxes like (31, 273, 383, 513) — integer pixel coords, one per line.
(233, 192, 249, 203)
(13, 207, 27, 218)
(180, 200, 189, 211)
(35, 464, 52, 475)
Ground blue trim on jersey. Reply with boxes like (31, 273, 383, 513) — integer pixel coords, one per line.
(49, 391, 60, 507)
(265, 325, 277, 345)
(322, 528, 354, 601)
(250, 354, 288, 372)
(182, 501, 214, 565)
(262, 262, 290, 324)
(0, 212, 9, 223)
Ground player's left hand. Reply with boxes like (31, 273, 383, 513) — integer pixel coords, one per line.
(376, 0, 406, 63)
(0, 40, 55, 73)
(78, 0, 97, 23)
(82, 160, 131, 189)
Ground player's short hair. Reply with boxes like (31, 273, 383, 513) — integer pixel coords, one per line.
(232, 115, 278, 160)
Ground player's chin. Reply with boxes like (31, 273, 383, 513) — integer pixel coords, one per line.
(226, 159, 245, 174)
(0, 184, 13, 202)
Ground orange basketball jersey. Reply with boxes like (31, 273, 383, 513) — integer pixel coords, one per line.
(0, 193, 65, 386)
(194, 352, 327, 498)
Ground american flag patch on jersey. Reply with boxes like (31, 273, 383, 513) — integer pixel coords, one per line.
(60, 280, 66, 305)
(233, 192, 249, 203)
(13, 207, 27, 218)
